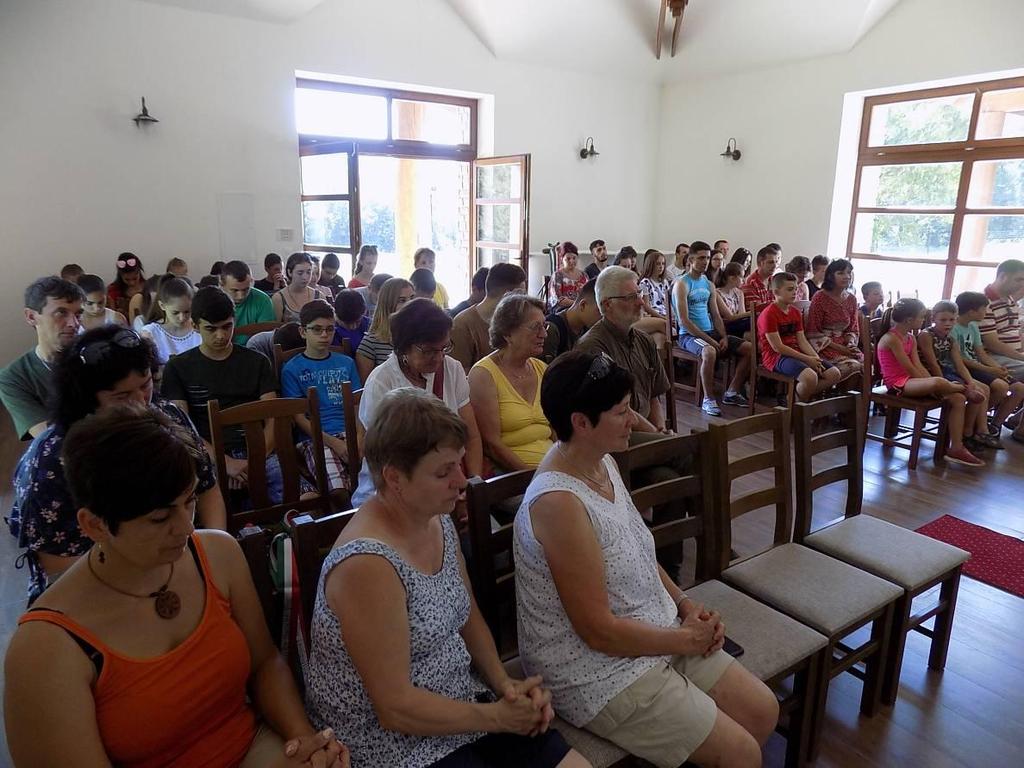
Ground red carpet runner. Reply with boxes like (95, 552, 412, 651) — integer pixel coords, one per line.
(916, 515, 1024, 598)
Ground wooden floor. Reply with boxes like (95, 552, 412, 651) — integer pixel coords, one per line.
(0, 401, 1022, 766)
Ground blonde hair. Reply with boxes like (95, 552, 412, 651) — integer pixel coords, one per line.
(368, 277, 413, 343)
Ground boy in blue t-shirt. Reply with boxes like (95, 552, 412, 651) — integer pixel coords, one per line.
(281, 300, 361, 491)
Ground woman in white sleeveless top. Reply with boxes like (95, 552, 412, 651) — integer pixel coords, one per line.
(514, 351, 778, 768)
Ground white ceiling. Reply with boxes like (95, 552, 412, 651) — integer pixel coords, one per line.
(136, 0, 903, 80)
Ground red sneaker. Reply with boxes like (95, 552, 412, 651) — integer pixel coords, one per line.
(945, 445, 985, 467)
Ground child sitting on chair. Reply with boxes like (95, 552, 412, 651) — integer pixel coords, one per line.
(952, 291, 1024, 443)
(757, 272, 841, 402)
(918, 300, 1000, 453)
(878, 298, 983, 466)
(280, 299, 361, 493)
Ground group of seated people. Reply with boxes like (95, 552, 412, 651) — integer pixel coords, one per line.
(3, 244, 1024, 766)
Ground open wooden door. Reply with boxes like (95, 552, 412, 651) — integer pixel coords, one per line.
(298, 139, 361, 276)
(470, 155, 531, 279)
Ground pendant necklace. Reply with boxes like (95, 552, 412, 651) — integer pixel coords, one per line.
(87, 549, 182, 620)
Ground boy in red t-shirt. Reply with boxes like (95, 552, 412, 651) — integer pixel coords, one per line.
(757, 272, 842, 401)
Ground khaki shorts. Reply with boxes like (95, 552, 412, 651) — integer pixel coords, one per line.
(585, 651, 735, 768)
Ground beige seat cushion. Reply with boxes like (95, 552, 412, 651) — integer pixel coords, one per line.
(687, 579, 828, 682)
(804, 515, 969, 592)
(502, 658, 630, 767)
(723, 543, 904, 636)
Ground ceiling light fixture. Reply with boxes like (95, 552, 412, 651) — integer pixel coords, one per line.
(579, 137, 600, 160)
(719, 137, 741, 161)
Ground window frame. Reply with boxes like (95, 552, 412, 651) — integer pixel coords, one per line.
(847, 75, 1024, 297)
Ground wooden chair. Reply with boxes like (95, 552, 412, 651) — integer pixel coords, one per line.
(667, 312, 751, 412)
(237, 524, 278, 640)
(233, 321, 282, 340)
(865, 326, 950, 469)
(792, 393, 969, 706)
(708, 409, 903, 759)
(290, 508, 358, 638)
(273, 342, 352, 382)
(208, 388, 332, 533)
(658, 340, 678, 433)
(341, 381, 363, 492)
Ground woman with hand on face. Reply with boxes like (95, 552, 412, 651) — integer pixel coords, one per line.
(106, 253, 146, 319)
(469, 294, 552, 473)
(514, 351, 779, 768)
(306, 388, 588, 768)
(549, 242, 587, 311)
(4, 406, 348, 768)
(273, 252, 330, 323)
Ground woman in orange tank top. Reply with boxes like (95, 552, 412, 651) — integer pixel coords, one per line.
(4, 406, 348, 768)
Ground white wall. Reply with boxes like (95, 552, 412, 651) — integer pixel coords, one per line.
(0, 0, 660, 364)
(652, 0, 1024, 260)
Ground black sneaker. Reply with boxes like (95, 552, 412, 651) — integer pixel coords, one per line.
(722, 391, 749, 406)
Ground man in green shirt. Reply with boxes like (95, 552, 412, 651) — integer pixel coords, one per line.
(221, 260, 275, 344)
(0, 277, 84, 439)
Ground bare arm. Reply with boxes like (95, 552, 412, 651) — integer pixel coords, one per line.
(271, 292, 285, 322)
(707, 284, 728, 338)
(795, 331, 819, 358)
(529, 491, 712, 657)
(981, 332, 1024, 361)
(949, 342, 975, 383)
(467, 366, 529, 472)
(917, 332, 943, 377)
(355, 351, 376, 385)
(765, 331, 816, 365)
(458, 402, 485, 478)
(880, 334, 926, 378)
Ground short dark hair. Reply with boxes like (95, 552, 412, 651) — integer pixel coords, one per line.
(222, 260, 251, 282)
(955, 291, 989, 315)
(821, 258, 852, 292)
(369, 272, 392, 292)
(197, 275, 220, 288)
(410, 268, 437, 296)
(675, 243, 690, 255)
(50, 326, 158, 429)
(932, 300, 958, 316)
(334, 289, 367, 324)
(996, 259, 1024, 277)
(63, 405, 203, 535)
(322, 252, 341, 270)
(264, 252, 282, 270)
(561, 241, 579, 255)
(770, 272, 798, 291)
(756, 244, 781, 263)
(60, 264, 84, 281)
(614, 246, 637, 264)
(273, 322, 304, 351)
(390, 298, 452, 354)
(690, 240, 712, 254)
(470, 267, 489, 292)
(861, 281, 882, 299)
(541, 351, 635, 442)
(576, 277, 597, 303)
(299, 299, 334, 327)
(485, 263, 527, 297)
(210, 261, 225, 275)
(785, 256, 811, 275)
(77, 274, 106, 295)
(364, 388, 466, 491)
(714, 240, 728, 249)
(589, 239, 605, 252)
(811, 255, 829, 269)
(25, 276, 84, 312)
(191, 286, 235, 324)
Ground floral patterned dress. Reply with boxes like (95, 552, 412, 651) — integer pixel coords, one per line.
(806, 290, 863, 377)
(640, 277, 673, 318)
(549, 269, 587, 309)
(9, 399, 216, 604)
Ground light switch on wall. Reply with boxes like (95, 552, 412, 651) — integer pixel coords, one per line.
(276, 227, 294, 242)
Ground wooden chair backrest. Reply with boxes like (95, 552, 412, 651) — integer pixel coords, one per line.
(660, 341, 678, 433)
(234, 321, 282, 340)
(207, 388, 331, 532)
(792, 393, 865, 544)
(341, 381, 363, 490)
(613, 431, 714, 580)
(273, 343, 352, 382)
(706, 408, 793, 575)
(237, 525, 278, 640)
(465, 470, 535, 644)
(291, 508, 358, 638)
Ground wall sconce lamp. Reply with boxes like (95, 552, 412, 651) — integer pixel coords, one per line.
(719, 137, 741, 161)
(579, 137, 600, 160)
(133, 97, 159, 127)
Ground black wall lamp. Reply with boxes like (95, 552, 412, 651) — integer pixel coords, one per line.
(579, 137, 599, 160)
(133, 97, 159, 128)
(719, 137, 741, 161)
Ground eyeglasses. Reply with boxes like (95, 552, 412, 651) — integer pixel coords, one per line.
(80, 329, 142, 366)
(116, 257, 139, 269)
(304, 325, 335, 336)
(521, 321, 547, 334)
(414, 342, 454, 356)
(606, 291, 641, 302)
(587, 352, 614, 381)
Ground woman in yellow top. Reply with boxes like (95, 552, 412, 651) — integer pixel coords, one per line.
(469, 294, 553, 471)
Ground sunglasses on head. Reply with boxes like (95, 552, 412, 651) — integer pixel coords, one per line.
(116, 257, 139, 270)
(79, 329, 142, 366)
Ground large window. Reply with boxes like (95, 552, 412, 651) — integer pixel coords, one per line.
(296, 80, 478, 301)
(847, 76, 1024, 304)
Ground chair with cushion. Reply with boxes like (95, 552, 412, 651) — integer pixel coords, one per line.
(208, 388, 332, 533)
(793, 392, 970, 706)
(617, 433, 829, 768)
(708, 409, 903, 759)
